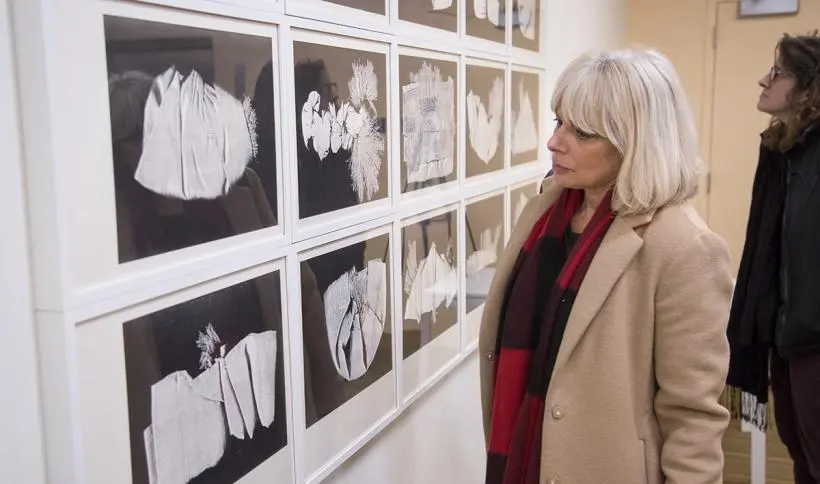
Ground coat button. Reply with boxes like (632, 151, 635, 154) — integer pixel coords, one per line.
(551, 406, 565, 420)
(548, 477, 560, 484)
(486, 352, 494, 361)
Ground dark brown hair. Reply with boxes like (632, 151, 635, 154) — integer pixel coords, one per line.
(762, 31, 820, 152)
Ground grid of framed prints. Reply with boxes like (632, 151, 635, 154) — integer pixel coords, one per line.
(22, 0, 550, 483)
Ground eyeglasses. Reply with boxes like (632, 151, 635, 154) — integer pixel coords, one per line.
(769, 65, 786, 83)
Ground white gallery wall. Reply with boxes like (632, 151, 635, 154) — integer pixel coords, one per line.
(2, 1, 626, 483)
(0, 0, 47, 482)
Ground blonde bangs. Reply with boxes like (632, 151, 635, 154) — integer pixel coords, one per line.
(551, 57, 625, 154)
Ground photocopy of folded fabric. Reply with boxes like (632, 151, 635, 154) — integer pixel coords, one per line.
(323, 260, 387, 381)
(143, 327, 278, 484)
(402, 62, 455, 183)
(473, 0, 503, 26)
(466, 76, 504, 165)
(516, 0, 536, 40)
(511, 79, 538, 155)
(465, 226, 502, 275)
(403, 241, 458, 324)
(145, 370, 226, 484)
(135, 66, 258, 201)
(513, 191, 529, 227)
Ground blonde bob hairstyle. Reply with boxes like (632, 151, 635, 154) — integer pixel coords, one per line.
(551, 48, 702, 215)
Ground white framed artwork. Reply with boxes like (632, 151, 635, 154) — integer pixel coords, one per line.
(465, 58, 507, 180)
(464, 0, 507, 45)
(51, 1, 288, 318)
(398, 47, 460, 195)
(509, 177, 543, 230)
(738, 0, 799, 17)
(510, 66, 543, 166)
(285, 0, 390, 34)
(396, 0, 458, 34)
(399, 205, 462, 400)
(293, 225, 397, 483)
(74, 260, 294, 484)
(463, 190, 505, 349)
(133, 0, 285, 18)
(289, 29, 393, 241)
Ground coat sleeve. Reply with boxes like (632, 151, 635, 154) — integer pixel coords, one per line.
(654, 230, 733, 483)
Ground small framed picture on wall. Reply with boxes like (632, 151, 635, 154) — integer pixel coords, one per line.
(738, 0, 798, 17)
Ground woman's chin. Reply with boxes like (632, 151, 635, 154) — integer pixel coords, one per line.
(552, 172, 578, 189)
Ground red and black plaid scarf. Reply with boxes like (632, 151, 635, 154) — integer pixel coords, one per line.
(485, 188, 615, 484)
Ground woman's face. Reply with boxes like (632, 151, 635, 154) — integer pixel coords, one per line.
(547, 116, 622, 191)
(758, 58, 799, 119)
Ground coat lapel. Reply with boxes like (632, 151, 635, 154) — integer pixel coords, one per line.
(549, 210, 653, 383)
(479, 179, 561, 355)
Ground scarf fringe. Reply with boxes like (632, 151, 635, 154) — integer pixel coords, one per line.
(719, 385, 773, 432)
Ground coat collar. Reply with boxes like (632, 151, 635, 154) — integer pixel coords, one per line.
(530, 177, 653, 383)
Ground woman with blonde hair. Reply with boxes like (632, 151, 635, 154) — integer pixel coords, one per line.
(480, 49, 733, 483)
(726, 32, 820, 483)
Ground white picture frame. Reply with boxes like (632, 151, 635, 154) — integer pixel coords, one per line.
(399, 204, 463, 402)
(462, 189, 505, 351)
(74, 260, 295, 484)
(738, 0, 799, 17)
(291, 225, 399, 484)
(56, 1, 288, 319)
(287, 28, 394, 243)
(285, 0, 391, 34)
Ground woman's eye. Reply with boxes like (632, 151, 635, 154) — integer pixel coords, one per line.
(573, 128, 595, 141)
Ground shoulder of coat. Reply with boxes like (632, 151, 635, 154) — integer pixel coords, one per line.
(641, 202, 717, 253)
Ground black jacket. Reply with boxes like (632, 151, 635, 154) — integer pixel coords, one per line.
(777, 125, 820, 357)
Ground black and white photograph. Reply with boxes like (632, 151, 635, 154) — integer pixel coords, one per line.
(465, 194, 503, 315)
(512, 0, 540, 51)
(104, 15, 278, 264)
(399, 54, 458, 193)
(465, 0, 506, 43)
(510, 69, 541, 166)
(325, 0, 386, 15)
(398, 0, 458, 33)
(466, 63, 505, 178)
(300, 233, 392, 427)
(293, 39, 389, 219)
(401, 209, 459, 359)
(122, 270, 287, 484)
(510, 179, 541, 229)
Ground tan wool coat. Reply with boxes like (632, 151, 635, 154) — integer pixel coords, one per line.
(479, 178, 734, 484)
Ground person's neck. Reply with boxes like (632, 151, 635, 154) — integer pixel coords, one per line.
(582, 187, 609, 213)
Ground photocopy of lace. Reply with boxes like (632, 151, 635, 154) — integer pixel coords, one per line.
(515, 0, 536, 40)
(466, 76, 504, 164)
(465, 226, 501, 275)
(511, 79, 538, 155)
(323, 260, 387, 381)
(403, 240, 458, 324)
(143, 326, 277, 484)
(135, 66, 258, 201)
(402, 62, 455, 183)
(301, 59, 385, 202)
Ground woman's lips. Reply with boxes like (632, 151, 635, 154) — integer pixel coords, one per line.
(553, 163, 571, 174)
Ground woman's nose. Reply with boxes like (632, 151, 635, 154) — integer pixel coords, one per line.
(547, 131, 562, 153)
(758, 74, 769, 89)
